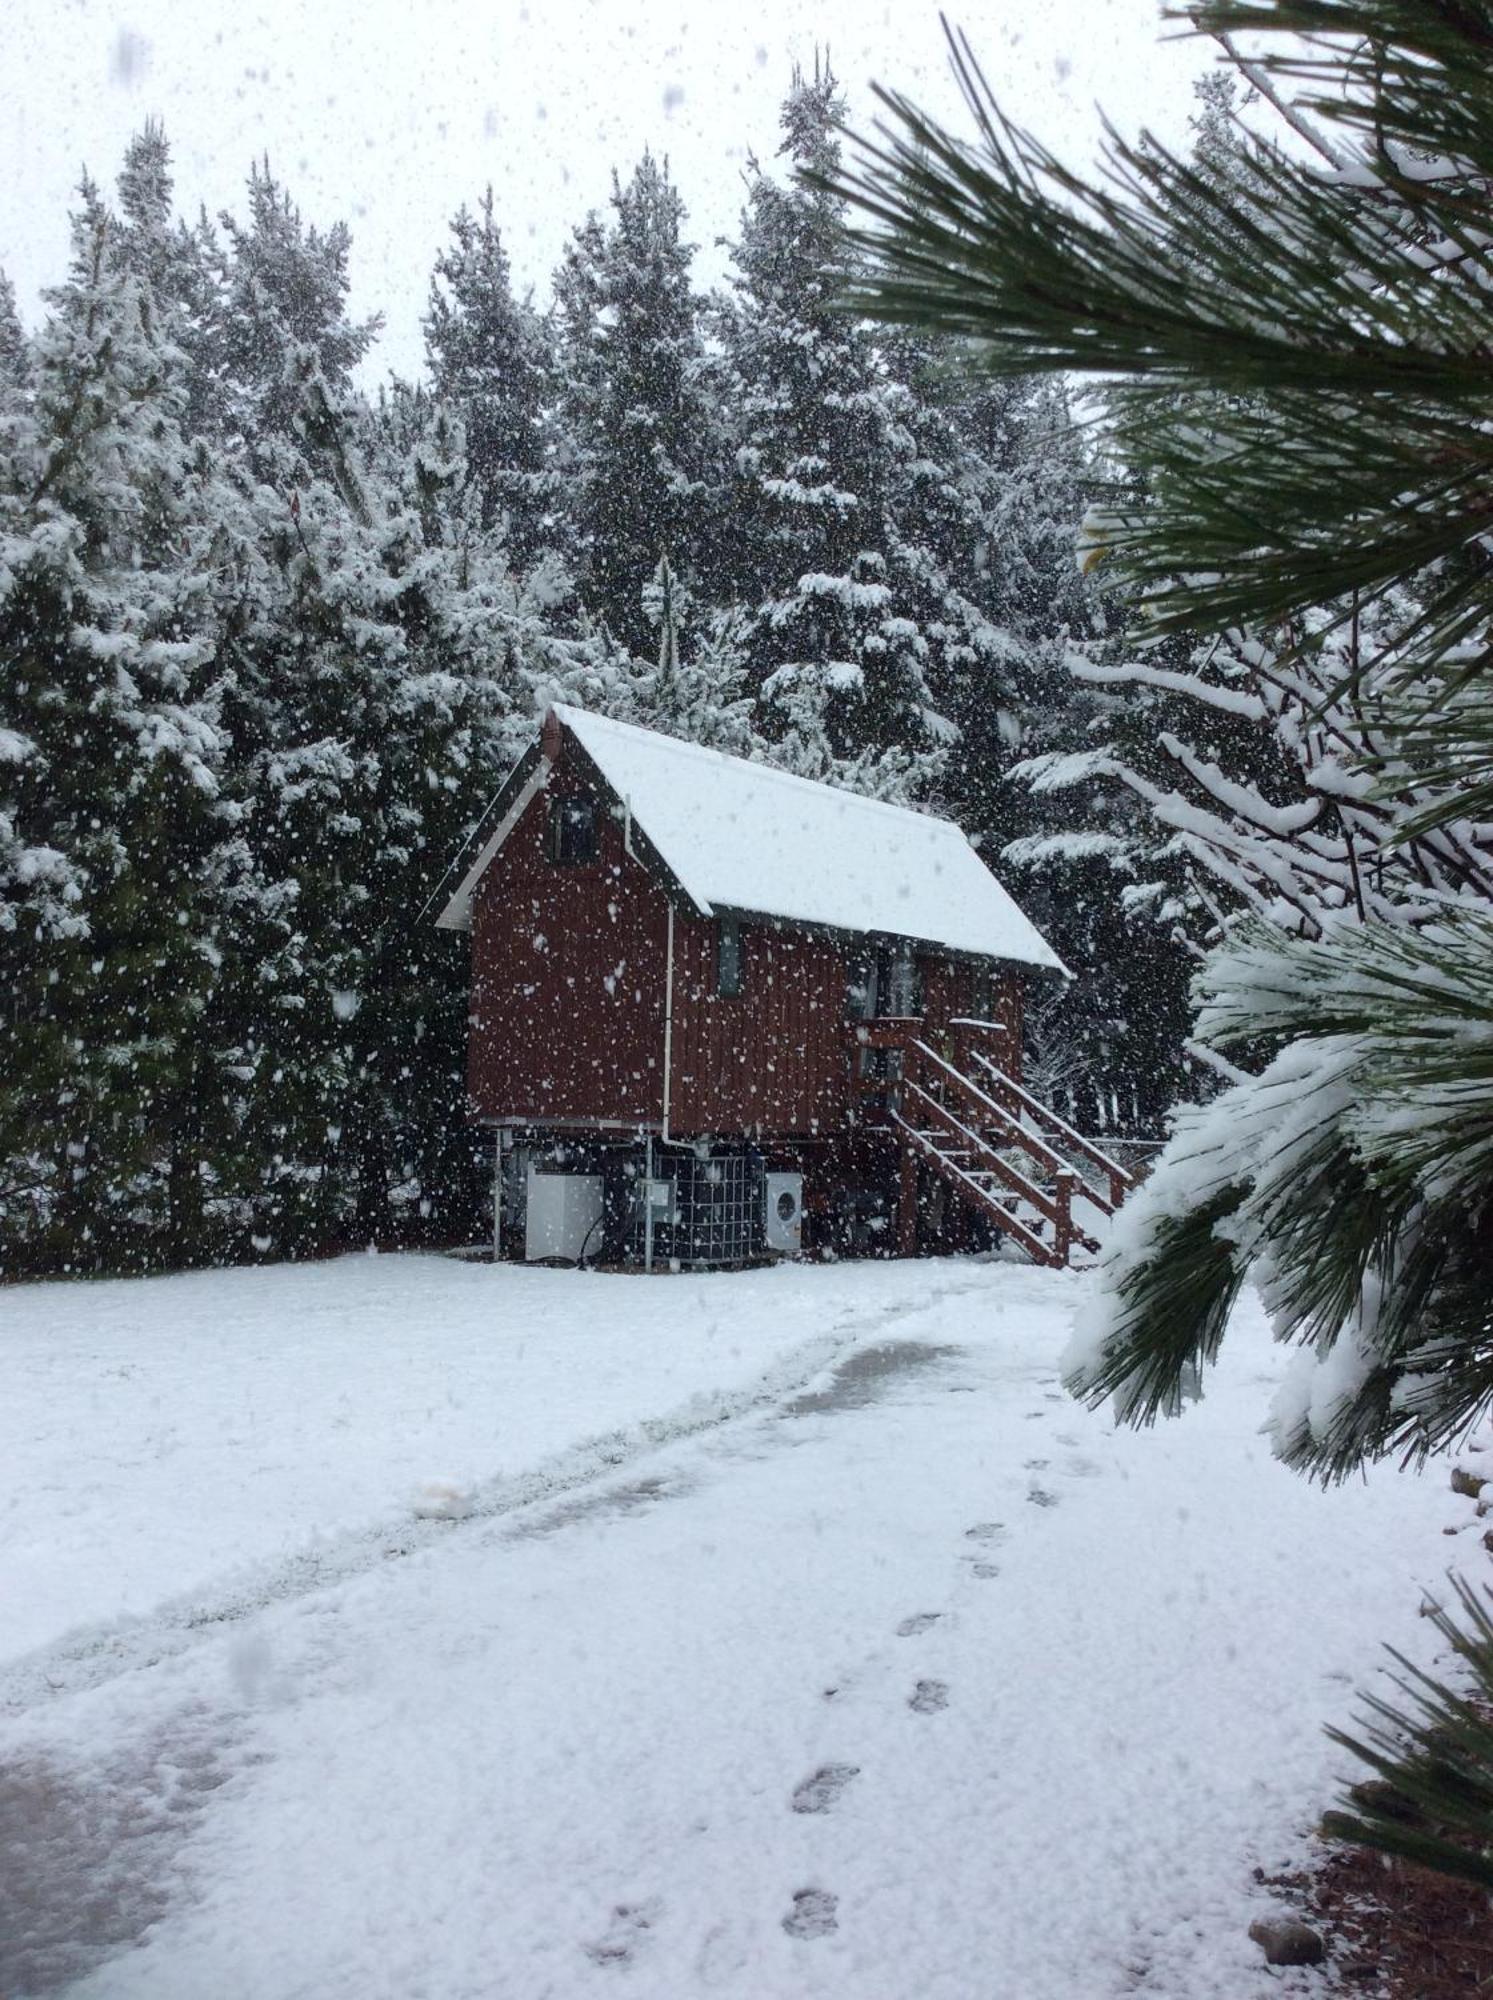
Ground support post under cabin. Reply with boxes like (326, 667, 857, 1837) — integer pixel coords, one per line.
(898, 1144, 918, 1256)
(493, 1127, 509, 1262)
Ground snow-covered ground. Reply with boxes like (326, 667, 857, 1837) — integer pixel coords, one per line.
(0, 1253, 1465, 1998)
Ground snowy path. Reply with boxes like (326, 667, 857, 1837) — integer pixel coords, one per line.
(1, 1260, 1462, 1998)
(0, 1253, 986, 1685)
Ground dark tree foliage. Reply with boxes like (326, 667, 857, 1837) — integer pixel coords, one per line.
(424, 189, 553, 564)
(1, 77, 1128, 1275)
(553, 152, 712, 657)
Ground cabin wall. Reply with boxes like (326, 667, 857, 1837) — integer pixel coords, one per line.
(466, 741, 1030, 1134)
(668, 916, 850, 1137)
(467, 765, 669, 1128)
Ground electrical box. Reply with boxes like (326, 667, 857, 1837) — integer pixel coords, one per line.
(641, 1178, 677, 1223)
(525, 1172, 604, 1263)
(764, 1172, 804, 1255)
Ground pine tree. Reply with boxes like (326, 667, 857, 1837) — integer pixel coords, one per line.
(714, 62, 1005, 804)
(830, 3, 1493, 1479)
(553, 152, 712, 657)
(424, 189, 552, 564)
(215, 160, 380, 470)
(0, 272, 26, 389)
(113, 123, 228, 445)
(634, 553, 757, 754)
(0, 178, 232, 1270)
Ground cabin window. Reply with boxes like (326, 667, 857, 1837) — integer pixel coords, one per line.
(970, 966, 995, 1022)
(547, 795, 597, 866)
(883, 945, 924, 1019)
(846, 943, 923, 1019)
(846, 951, 877, 1020)
(717, 917, 743, 998)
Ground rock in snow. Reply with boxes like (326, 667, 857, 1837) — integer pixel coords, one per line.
(1248, 1916, 1326, 1967)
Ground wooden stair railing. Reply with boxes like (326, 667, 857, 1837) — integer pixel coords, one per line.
(851, 1019, 1133, 1268)
(893, 1078, 1092, 1267)
(965, 1049, 1136, 1212)
(893, 1109, 1056, 1265)
(910, 1040, 1120, 1228)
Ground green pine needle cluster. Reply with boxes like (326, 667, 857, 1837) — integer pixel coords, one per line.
(1324, 1574, 1493, 1892)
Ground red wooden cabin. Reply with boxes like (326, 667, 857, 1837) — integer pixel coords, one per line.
(438, 705, 1133, 1268)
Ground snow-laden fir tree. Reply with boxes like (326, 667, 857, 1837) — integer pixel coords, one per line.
(634, 553, 757, 755)
(832, 2, 1493, 1481)
(713, 61, 1006, 804)
(202, 162, 575, 1252)
(0, 175, 234, 1269)
(0, 273, 25, 390)
(553, 152, 713, 658)
(424, 189, 553, 565)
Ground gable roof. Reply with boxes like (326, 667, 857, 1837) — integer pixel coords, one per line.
(437, 704, 1067, 974)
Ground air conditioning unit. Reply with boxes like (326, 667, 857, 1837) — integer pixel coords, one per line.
(525, 1171, 604, 1263)
(764, 1171, 804, 1255)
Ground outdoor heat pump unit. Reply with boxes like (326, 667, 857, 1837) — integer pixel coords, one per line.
(764, 1172, 804, 1255)
(525, 1170, 604, 1264)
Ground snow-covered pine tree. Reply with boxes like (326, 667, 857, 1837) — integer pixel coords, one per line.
(424, 189, 553, 566)
(634, 553, 757, 755)
(203, 160, 598, 1253)
(833, 3, 1493, 1479)
(0, 273, 25, 389)
(0, 175, 232, 1270)
(215, 160, 381, 473)
(713, 61, 1002, 804)
(553, 152, 712, 658)
(114, 123, 231, 447)
(196, 171, 453, 1249)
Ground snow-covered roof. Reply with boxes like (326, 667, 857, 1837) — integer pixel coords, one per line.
(439, 704, 1066, 973)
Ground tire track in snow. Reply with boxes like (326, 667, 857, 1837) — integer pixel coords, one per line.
(0, 1275, 995, 1719)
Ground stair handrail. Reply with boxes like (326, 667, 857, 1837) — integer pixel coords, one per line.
(902, 1078, 1055, 1220)
(968, 1052, 1136, 1209)
(900, 1077, 1096, 1265)
(891, 1110, 1054, 1266)
(910, 1039, 1117, 1220)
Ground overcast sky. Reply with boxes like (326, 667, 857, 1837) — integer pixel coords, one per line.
(4, 1, 1205, 384)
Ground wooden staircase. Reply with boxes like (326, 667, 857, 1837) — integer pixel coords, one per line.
(855, 1020, 1137, 1270)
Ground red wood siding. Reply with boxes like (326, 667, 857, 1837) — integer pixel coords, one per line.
(668, 916, 849, 1137)
(467, 764, 668, 1127)
(466, 731, 1028, 1133)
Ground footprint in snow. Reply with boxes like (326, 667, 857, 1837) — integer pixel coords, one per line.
(963, 1523, 1006, 1578)
(896, 1612, 942, 1637)
(783, 1888, 839, 1939)
(1027, 1486, 1060, 1508)
(1024, 1457, 1050, 1471)
(583, 1899, 662, 1968)
(908, 1679, 950, 1715)
(791, 1765, 859, 1815)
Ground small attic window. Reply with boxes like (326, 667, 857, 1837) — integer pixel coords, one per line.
(717, 918, 743, 998)
(547, 795, 597, 866)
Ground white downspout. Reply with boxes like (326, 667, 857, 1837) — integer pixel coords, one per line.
(661, 901, 675, 1145)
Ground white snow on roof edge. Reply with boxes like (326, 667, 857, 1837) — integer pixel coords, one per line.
(440, 704, 1068, 975)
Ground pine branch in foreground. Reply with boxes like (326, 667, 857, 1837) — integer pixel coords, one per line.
(822, 7, 1493, 644)
(827, 4, 1493, 1481)
(1324, 1575, 1493, 1894)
